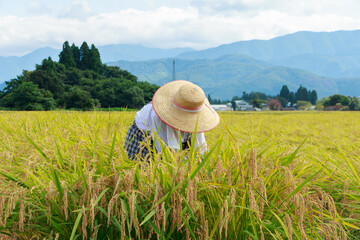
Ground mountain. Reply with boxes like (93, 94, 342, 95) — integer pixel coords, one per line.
(98, 44, 194, 62)
(0, 44, 193, 84)
(178, 30, 360, 60)
(109, 55, 359, 99)
(178, 30, 360, 78)
(268, 54, 360, 78)
(0, 47, 59, 83)
(1, 30, 360, 97)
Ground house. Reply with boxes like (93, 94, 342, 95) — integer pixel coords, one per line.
(235, 100, 254, 111)
(211, 104, 232, 111)
(281, 107, 296, 111)
(325, 105, 344, 111)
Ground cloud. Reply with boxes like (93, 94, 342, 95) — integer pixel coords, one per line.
(28, 1, 52, 16)
(58, 0, 91, 20)
(0, 3, 360, 56)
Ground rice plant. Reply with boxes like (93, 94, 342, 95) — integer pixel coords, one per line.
(0, 111, 359, 239)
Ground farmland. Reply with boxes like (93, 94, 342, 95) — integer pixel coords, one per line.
(0, 111, 359, 239)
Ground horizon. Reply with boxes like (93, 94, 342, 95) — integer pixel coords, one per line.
(2, 28, 359, 58)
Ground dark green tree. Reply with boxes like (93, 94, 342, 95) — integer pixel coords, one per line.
(309, 90, 318, 105)
(123, 86, 145, 109)
(79, 42, 91, 70)
(349, 98, 360, 111)
(251, 98, 266, 108)
(295, 85, 309, 101)
(0, 41, 158, 110)
(289, 92, 296, 104)
(137, 81, 159, 103)
(324, 95, 350, 106)
(59, 41, 76, 67)
(279, 85, 290, 101)
(0, 82, 55, 110)
(29, 58, 65, 98)
(71, 43, 81, 67)
(231, 100, 237, 111)
(64, 86, 94, 110)
(89, 44, 103, 73)
(64, 68, 82, 85)
(276, 96, 288, 107)
(232, 96, 241, 101)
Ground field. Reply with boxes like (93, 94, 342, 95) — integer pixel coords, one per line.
(0, 111, 359, 239)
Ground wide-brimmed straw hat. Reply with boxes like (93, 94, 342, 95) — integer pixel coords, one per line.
(152, 80, 220, 133)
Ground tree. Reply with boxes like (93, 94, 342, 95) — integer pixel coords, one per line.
(0, 41, 158, 110)
(324, 95, 350, 107)
(59, 41, 76, 67)
(296, 101, 312, 110)
(242, 91, 269, 101)
(289, 92, 296, 105)
(276, 96, 288, 107)
(251, 98, 266, 108)
(89, 44, 102, 73)
(231, 100, 237, 111)
(232, 96, 241, 101)
(315, 97, 328, 110)
(28, 61, 65, 99)
(71, 43, 81, 68)
(349, 97, 360, 111)
(268, 99, 282, 110)
(64, 86, 94, 110)
(0, 82, 55, 110)
(279, 85, 290, 101)
(123, 86, 145, 109)
(309, 90, 318, 105)
(79, 42, 91, 70)
(137, 81, 159, 103)
(295, 85, 309, 102)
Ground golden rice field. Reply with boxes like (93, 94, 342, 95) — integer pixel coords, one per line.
(0, 111, 359, 239)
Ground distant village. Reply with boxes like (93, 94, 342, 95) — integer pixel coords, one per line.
(210, 93, 360, 112)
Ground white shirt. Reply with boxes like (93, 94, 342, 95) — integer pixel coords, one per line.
(135, 102, 207, 153)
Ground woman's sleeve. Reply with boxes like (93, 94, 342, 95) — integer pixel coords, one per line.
(193, 132, 207, 155)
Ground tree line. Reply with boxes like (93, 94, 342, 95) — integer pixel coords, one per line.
(0, 41, 158, 110)
(217, 85, 318, 110)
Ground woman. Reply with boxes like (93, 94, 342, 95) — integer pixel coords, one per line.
(124, 80, 220, 161)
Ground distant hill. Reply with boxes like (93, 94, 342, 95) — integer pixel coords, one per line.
(110, 55, 359, 99)
(268, 53, 360, 78)
(178, 30, 360, 78)
(1, 30, 360, 97)
(0, 44, 193, 84)
(0, 47, 59, 83)
(178, 30, 360, 60)
(98, 44, 194, 62)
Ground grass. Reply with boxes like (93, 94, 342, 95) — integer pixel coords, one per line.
(0, 111, 359, 239)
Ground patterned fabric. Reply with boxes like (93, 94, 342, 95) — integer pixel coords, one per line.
(182, 133, 191, 150)
(124, 122, 192, 161)
(124, 122, 153, 161)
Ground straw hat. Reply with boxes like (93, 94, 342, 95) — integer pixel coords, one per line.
(152, 80, 220, 133)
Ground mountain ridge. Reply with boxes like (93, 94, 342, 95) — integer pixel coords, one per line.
(0, 44, 194, 84)
(109, 54, 359, 99)
(1, 29, 360, 96)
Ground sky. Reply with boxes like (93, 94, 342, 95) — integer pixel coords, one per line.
(1, 0, 360, 56)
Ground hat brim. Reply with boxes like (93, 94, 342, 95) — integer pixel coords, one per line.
(152, 80, 220, 133)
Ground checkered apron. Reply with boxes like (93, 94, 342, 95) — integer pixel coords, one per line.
(124, 122, 192, 161)
(124, 122, 153, 161)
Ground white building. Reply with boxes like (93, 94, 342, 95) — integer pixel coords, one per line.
(235, 100, 254, 111)
(211, 104, 232, 111)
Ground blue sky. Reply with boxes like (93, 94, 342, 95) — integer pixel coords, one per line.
(1, 0, 360, 56)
